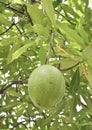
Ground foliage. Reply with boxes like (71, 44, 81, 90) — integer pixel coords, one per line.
(0, 0, 92, 129)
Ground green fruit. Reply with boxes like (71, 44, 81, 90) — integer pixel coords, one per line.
(28, 65, 65, 109)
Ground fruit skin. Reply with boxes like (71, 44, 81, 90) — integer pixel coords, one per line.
(28, 65, 65, 109)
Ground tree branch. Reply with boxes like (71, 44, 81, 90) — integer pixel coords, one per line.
(55, 9, 75, 25)
(0, 1, 34, 26)
(0, 1, 24, 14)
(22, 4, 34, 26)
(0, 22, 15, 35)
(0, 80, 27, 94)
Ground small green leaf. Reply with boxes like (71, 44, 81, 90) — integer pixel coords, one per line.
(70, 68, 80, 94)
(0, 101, 20, 112)
(38, 46, 46, 65)
(86, 65, 92, 87)
(7, 40, 34, 64)
(83, 44, 92, 64)
(60, 59, 79, 69)
(76, 18, 89, 43)
(61, 4, 79, 18)
(13, 0, 23, 4)
(0, 14, 11, 26)
(7, 90, 23, 98)
(15, 103, 27, 117)
(58, 23, 85, 47)
(33, 24, 50, 36)
(41, 0, 56, 27)
(72, 0, 83, 13)
(27, 3, 47, 25)
(12, 43, 32, 62)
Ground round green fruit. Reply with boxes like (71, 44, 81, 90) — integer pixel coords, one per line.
(28, 65, 65, 109)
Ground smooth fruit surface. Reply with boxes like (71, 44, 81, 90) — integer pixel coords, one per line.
(28, 65, 65, 109)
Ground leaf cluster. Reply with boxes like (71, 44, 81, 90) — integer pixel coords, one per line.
(0, 0, 92, 129)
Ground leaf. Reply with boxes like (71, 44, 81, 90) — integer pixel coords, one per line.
(82, 45, 92, 85)
(61, 4, 79, 18)
(13, 0, 23, 4)
(0, 101, 20, 112)
(27, 3, 50, 25)
(12, 43, 32, 61)
(85, 65, 92, 87)
(33, 24, 50, 36)
(83, 44, 92, 64)
(7, 40, 34, 64)
(60, 59, 79, 69)
(70, 68, 80, 94)
(49, 119, 59, 130)
(38, 46, 46, 65)
(41, 0, 56, 27)
(7, 90, 23, 98)
(58, 23, 85, 47)
(15, 103, 27, 117)
(76, 18, 89, 43)
(72, 0, 83, 13)
(0, 14, 11, 26)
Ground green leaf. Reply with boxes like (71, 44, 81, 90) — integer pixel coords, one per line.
(38, 46, 46, 65)
(83, 44, 92, 64)
(33, 24, 50, 36)
(0, 101, 20, 112)
(61, 4, 79, 18)
(76, 18, 89, 43)
(72, 0, 83, 13)
(60, 59, 79, 69)
(7, 40, 34, 64)
(85, 65, 92, 87)
(58, 23, 85, 47)
(27, 3, 50, 25)
(7, 90, 23, 98)
(15, 103, 27, 117)
(0, 14, 11, 26)
(13, 0, 23, 4)
(82, 44, 92, 85)
(41, 0, 56, 27)
(70, 68, 80, 94)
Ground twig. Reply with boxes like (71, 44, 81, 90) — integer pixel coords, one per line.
(0, 1, 34, 26)
(0, 80, 27, 94)
(0, 22, 15, 35)
(56, 45, 69, 55)
(22, 4, 34, 26)
(0, 1, 24, 14)
(31, 0, 41, 4)
(55, 9, 75, 25)
(45, 31, 57, 64)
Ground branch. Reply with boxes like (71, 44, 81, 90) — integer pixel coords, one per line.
(22, 4, 34, 26)
(0, 1, 24, 14)
(0, 80, 27, 94)
(55, 9, 75, 25)
(0, 1, 34, 26)
(0, 22, 15, 35)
